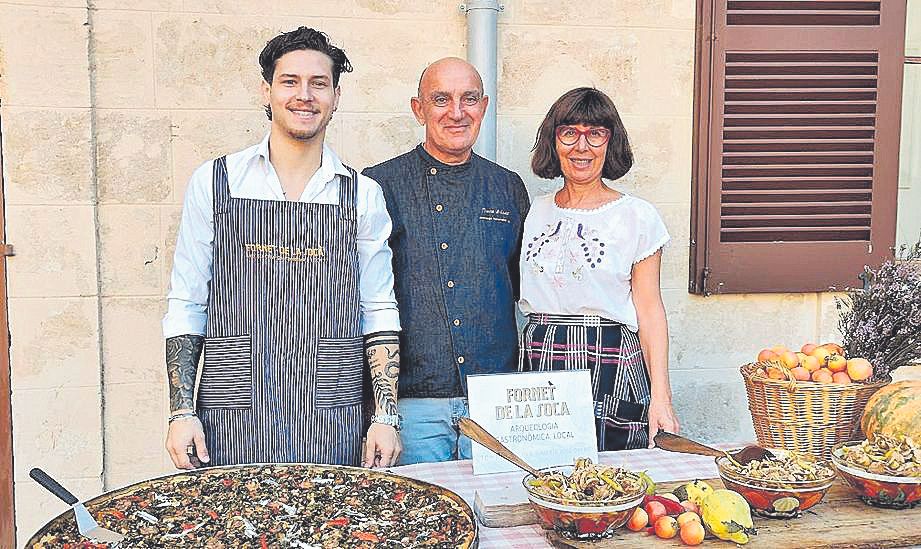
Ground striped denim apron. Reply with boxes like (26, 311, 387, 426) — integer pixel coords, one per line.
(518, 313, 651, 450)
(197, 156, 363, 466)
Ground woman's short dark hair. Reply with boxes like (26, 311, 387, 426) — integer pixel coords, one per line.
(531, 87, 633, 181)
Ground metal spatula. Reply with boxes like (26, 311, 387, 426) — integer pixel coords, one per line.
(30, 468, 125, 543)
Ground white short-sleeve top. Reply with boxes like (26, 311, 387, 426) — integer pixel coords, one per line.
(518, 192, 670, 332)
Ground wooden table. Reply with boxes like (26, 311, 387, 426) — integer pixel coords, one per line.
(391, 447, 921, 548)
(544, 479, 921, 549)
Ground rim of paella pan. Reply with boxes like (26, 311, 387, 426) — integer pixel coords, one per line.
(25, 462, 479, 548)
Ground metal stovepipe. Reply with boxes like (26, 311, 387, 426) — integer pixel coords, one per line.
(462, 0, 502, 161)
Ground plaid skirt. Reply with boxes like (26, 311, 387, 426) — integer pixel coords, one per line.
(518, 313, 651, 450)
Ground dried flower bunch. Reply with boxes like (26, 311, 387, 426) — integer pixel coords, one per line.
(836, 239, 921, 379)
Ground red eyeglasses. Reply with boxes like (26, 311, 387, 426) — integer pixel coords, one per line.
(556, 126, 611, 147)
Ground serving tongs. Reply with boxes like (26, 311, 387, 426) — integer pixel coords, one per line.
(654, 431, 775, 466)
(30, 467, 126, 543)
(457, 417, 544, 477)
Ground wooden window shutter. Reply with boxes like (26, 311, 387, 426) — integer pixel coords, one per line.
(690, 0, 907, 294)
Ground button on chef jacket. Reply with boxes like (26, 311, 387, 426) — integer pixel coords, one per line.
(363, 145, 530, 398)
(163, 133, 400, 338)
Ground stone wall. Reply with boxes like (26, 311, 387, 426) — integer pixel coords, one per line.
(1, 0, 911, 544)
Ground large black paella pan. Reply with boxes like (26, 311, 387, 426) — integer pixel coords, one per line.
(27, 463, 478, 548)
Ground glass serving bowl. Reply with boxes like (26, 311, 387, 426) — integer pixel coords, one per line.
(830, 441, 921, 509)
(521, 466, 647, 540)
(716, 449, 836, 518)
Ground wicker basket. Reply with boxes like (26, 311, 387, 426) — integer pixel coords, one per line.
(741, 362, 890, 459)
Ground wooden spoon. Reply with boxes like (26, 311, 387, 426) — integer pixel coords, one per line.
(653, 431, 775, 465)
(457, 417, 544, 477)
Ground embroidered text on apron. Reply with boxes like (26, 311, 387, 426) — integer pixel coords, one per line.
(197, 156, 364, 466)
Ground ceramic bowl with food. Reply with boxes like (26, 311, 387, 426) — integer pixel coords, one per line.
(716, 448, 836, 518)
(521, 461, 647, 540)
(831, 439, 921, 509)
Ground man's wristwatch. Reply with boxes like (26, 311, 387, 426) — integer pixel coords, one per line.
(371, 414, 402, 431)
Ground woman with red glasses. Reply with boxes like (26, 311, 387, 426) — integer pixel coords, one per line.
(518, 87, 680, 450)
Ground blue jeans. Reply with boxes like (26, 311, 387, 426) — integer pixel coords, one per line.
(397, 397, 473, 465)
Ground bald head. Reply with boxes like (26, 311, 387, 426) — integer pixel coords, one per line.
(410, 56, 489, 165)
(417, 57, 484, 98)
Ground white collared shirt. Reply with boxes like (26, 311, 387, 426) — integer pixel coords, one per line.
(163, 133, 401, 338)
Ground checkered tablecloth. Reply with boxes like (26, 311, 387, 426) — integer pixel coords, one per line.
(390, 445, 738, 548)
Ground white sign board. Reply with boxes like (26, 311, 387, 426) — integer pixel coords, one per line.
(466, 370, 598, 475)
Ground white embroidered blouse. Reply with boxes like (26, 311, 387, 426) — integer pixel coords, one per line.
(517, 192, 670, 332)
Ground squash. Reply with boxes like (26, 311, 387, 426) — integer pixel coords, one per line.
(860, 380, 921, 440)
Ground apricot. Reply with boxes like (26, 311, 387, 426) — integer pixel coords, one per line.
(811, 346, 832, 366)
(654, 516, 678, 539)
(778, 350, 800, 369)
(822, 342, 845, 356)
(847, 358, 873, 381)
(680, 521, 706, 546)
(645, 501, 667, 526)
(801, 355, 820, 373)
(767, 367, 786, 380)
(827, 353, 847, 373)
(680, 500, 700, 514)
(676, 511, 701, 528)
(790, 366, 811, 381)
(812, 369, 834, 383)
(627, 506, 648, 531)
(832, 371, 852, 384)
(757, 349, 779, 363)
(801, 343, 818, 355)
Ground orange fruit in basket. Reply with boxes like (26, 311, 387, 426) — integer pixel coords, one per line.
(822, 342, 845, 356)
(800, 355, 820, 373)
(827, 354, 847, 373)
(812, 369, 834, 383)
(767, 367, 787, 380)
(811, 346, 832, 366)
(801, 343, 818, 355)
(778, 350, 799, 369)
(832, 371, 852, 384)
(757, 349, 778, 363)
(790, 367, 811, 381)
(847, 358, 873, 381)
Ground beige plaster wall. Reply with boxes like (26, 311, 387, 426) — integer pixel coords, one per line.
(0, 0, 898, 544)
(897, 0, 921, 248)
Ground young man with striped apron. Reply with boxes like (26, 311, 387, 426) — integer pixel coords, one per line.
(162, 28, 403, 469)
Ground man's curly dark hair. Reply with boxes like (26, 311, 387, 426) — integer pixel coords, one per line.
(259, 27, 353, 119)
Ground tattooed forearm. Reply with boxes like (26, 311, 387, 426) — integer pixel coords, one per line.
(166, 334, 204, 413)
(365, 331, 400, 416)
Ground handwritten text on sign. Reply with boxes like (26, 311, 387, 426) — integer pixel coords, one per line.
(467, 370, 598, 475)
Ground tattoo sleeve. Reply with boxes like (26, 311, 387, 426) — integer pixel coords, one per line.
(364, 331, 400, 416)
(166, 334, 204, 413)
